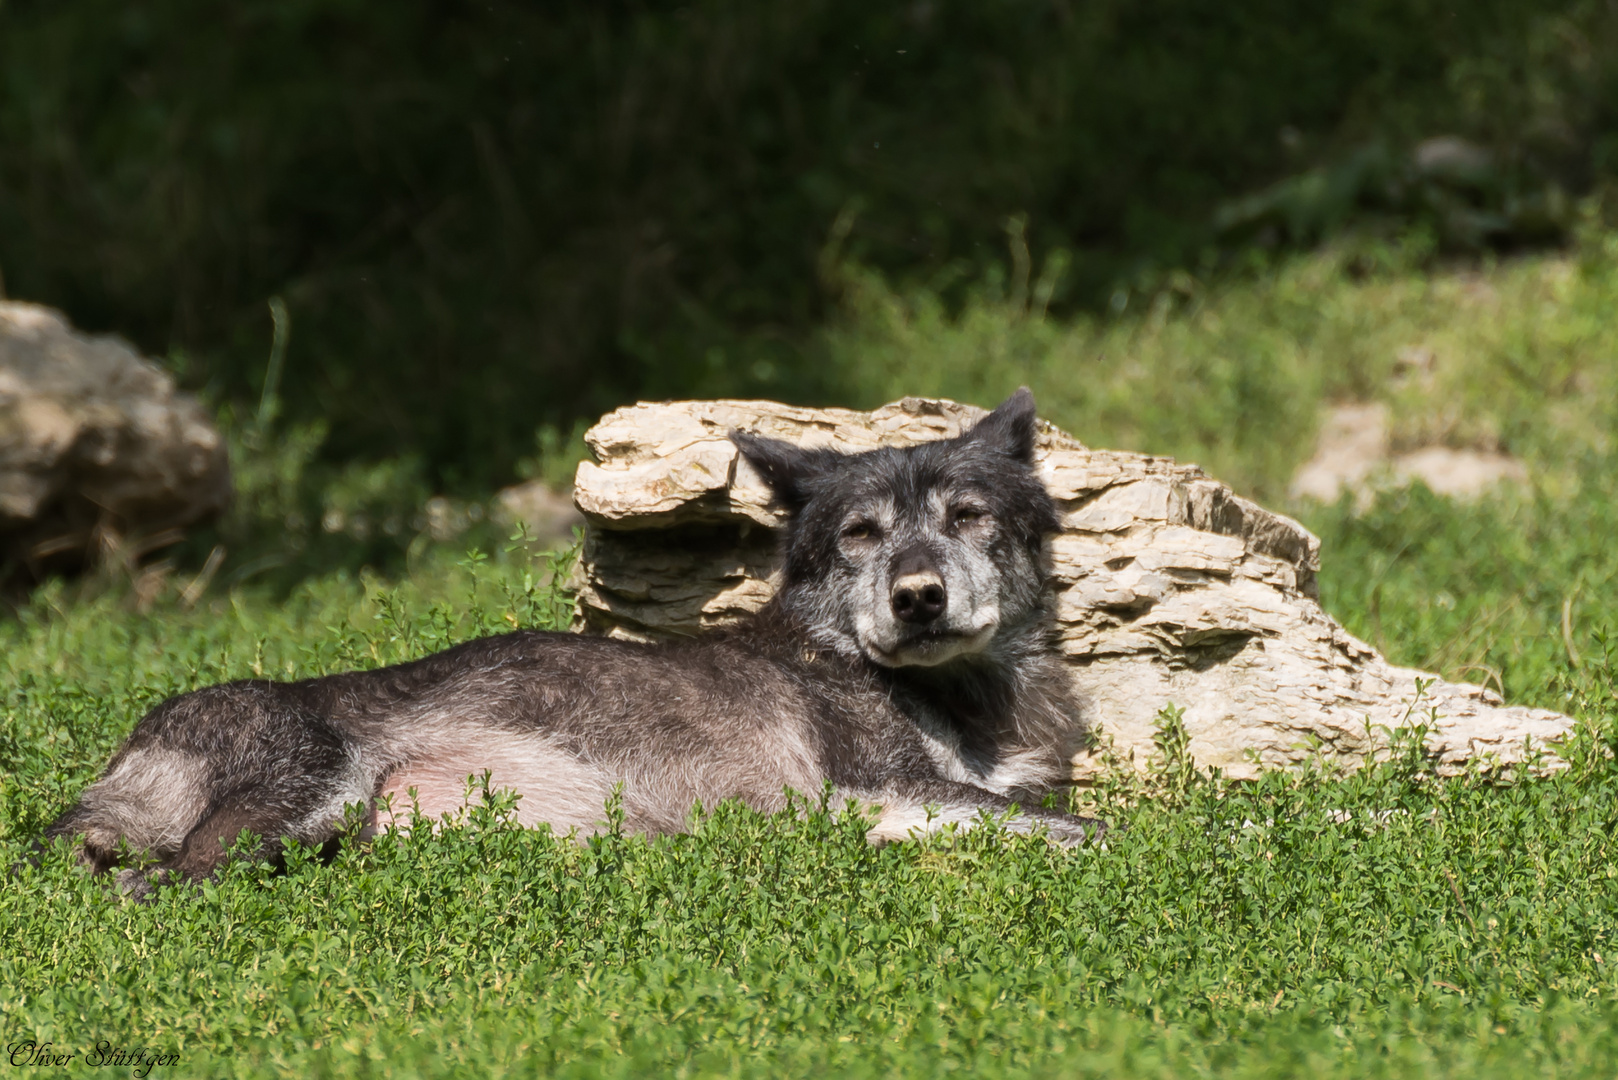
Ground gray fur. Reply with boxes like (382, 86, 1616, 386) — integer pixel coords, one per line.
(37, 389, 1102, 896)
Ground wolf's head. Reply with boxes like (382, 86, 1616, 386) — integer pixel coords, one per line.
(732, 389, 1060, 668)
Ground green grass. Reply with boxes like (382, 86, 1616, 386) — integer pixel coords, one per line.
(3, 247, 1618, 1077)
(0, 553, 1615, 1079)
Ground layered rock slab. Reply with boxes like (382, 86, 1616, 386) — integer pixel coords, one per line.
(0, 302, 230, 577)
(571, 397, 1572, 780)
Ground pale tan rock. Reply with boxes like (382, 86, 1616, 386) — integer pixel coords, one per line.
(1389, 446, 1528, 498)
(0, 301, 230, 576)
(571, 397, 1573, 780)
(1291, 400, 1529, 505)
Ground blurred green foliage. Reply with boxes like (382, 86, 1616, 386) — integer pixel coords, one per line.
(825, 234, 1618, 503)
(4, 0, 1618, 484)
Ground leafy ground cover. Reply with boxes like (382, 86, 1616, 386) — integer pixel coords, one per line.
(2, 246, 1617, 1077)
(0, 547, 1614, 1079)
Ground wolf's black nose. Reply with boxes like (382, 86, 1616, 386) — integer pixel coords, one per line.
(892, 574, 947, 624)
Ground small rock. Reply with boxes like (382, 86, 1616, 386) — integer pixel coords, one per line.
(0, 302, 230, 580)
(1290, 402, 1391, 504)
(1291, 400, 1527, 506)
(1413, 136, 1494, 181)
(1389, 446, 1528, 499)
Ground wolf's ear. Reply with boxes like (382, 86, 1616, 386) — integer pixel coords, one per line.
(965, 387, 1039, 462)
(730, 431, 835, 511)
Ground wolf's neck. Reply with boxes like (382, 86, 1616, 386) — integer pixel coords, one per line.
(758, 592, 858, 657)
(889, 635, 1079, 755)
(886, 659, 1015, 726)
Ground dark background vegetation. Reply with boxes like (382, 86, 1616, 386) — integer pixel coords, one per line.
(2, 0, 1616, 486)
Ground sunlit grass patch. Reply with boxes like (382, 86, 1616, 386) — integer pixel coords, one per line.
(1, 522, 1615, 1077)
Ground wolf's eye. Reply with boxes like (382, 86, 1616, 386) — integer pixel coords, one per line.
(842, 521, 876, 541)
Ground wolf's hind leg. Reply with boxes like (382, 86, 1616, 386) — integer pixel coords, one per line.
(849, 779, 1104, 847)
(113, 765, 370, 898)
(41, 686, 367, 896)
(40, 746, 213, 874)
(129, 727, 369, 895)
(107, 796, 301, 899)
(104, 800, 275, 900)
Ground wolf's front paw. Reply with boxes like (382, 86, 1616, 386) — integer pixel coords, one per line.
(112, 866, 166, 902)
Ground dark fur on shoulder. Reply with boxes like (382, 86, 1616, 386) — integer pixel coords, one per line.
(33, 389, 1101, 897)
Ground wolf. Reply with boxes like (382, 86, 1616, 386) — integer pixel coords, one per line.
(36, 389, 1101, 897)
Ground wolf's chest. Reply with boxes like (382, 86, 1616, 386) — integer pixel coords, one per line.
(901, 713, 1058, 796)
